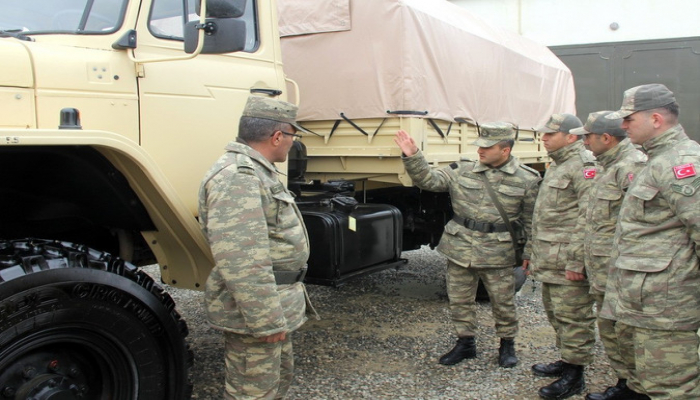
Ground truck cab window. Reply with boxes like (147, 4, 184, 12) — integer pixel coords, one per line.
(0, 0, 127, 34)
(149, 0, 258, 52)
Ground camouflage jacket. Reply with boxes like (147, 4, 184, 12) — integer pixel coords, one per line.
(198, 140, 310, 336)
(402, 151, 541, 268)
(583, 139, 646, 294)
(601, 125, 700, 331)
(530, 140, 597, 285)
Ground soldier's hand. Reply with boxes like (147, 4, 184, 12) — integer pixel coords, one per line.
(521, 259, 530, 275)
(394, 130, 419, 157)
(260, 332, 287, 343)
(565, 271, 585, 281)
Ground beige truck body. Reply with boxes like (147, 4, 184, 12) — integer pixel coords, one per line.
(279, 0, 575, 189)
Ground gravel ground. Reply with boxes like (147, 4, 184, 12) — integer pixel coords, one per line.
(144, 246, 617, 400)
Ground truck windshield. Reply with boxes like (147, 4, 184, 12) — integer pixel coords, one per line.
(0, 0, 127, 34)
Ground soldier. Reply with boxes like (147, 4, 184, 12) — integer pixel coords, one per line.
(569, 111, 648, 400)
(394, 123, 541, 369)
(529, 113, 598, 399)
(600, 84, 700, 399)
(198, 96, 311, 400)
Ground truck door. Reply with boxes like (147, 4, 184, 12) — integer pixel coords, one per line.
(133, 0, 286, 213)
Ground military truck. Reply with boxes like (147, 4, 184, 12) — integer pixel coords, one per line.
(0, 0, 573, 398)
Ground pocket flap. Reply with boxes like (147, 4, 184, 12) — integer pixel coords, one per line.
(547, 178, 571, 189)
(628, 184, 659, 201)
(596, 187, 623, 201)
(458, 178, 482, 190)
(616, 255, 672, 272)
(498, 185, 526, 197)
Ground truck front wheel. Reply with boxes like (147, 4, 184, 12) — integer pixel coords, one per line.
(0, 239, 193, 399)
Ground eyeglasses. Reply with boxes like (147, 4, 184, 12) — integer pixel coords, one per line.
(280, 130, 303, 141)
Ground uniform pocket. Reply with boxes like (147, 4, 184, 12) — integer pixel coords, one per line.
(546, 178, 571, 206)
(278, 282, 307, 332)
(626, 184, 659, 220)
(593, 187, 623, 220)
(271, 190, 298, 229)
(616, 255, 671, 314)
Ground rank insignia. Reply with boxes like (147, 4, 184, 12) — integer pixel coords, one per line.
(583, 168, 596, 179)
(673, 163, 696, 179)
(671, 177, 700, 197)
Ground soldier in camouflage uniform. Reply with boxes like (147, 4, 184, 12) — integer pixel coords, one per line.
(394, 123, 541, 369)
(198, 96, 311, 400)
(569, 111, 649, 400)
(529, 113, 598, 399)
(600, 84, 700, 399)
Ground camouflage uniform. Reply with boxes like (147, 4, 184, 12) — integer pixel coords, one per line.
(570, 110, 648, 385)
(198, 97, 310, 400)
(601, 124, 700, 398)
(530, 139, 598, 366)
(402, 124, 541, 340)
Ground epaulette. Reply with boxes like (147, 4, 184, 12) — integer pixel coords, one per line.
(519, 164, 542, 177)
(580, 149, 597, 166)
(235, 153, 256, 174)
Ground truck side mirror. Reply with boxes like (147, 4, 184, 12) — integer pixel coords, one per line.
(183, 18, 246, 54)
(196, 0, 246, 18)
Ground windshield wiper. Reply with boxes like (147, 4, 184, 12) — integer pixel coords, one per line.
(0, 29, 34, 42)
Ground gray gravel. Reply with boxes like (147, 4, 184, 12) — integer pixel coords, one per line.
(144, 246, 617, 399)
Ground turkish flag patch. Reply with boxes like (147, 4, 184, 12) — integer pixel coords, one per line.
(583, 168, 596, 179)
(673, 163, 696, 179)
(628, 173, 634, 182)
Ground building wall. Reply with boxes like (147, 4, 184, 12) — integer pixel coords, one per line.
(449, 0, 700, 46)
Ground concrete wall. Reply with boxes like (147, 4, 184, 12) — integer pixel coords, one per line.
(449, 0, 700, 46)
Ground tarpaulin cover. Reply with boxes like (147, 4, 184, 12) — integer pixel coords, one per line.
(277, 0, 576, 129)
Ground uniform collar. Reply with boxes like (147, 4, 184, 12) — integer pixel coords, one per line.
(472, 155, 519, 174)
(641, 124, 687, 157)
(596, 138, 633, 168)
(225, 139, 278, 174)
(548, 140, 584, 164)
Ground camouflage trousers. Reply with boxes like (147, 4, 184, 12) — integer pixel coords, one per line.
(541, 282, 596, 365)
(618, 323, 700, 399)
(447, 261, 517, 338)
(223, 331, 294, 400)
(593, 292, 633, 380)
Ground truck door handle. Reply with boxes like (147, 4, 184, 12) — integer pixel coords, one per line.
(250, 88, 283, 96)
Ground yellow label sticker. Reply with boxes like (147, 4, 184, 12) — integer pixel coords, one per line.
(348, 216, 356, 232)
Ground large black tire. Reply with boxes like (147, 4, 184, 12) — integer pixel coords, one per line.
(0, 239, 193, 399)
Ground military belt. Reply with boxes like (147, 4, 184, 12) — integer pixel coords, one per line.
(274, 266, 307, 285)
(452, 215, 509, 233)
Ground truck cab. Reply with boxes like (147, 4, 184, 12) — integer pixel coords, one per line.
(0, 0, 285, 398)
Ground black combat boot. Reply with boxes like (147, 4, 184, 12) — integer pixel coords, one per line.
(585, 379, 651, 400)
(498, 338, 518, 368)
(537, 362, 585, 399)
(532, 360, 564, 377)
(438, 337, 476, 365)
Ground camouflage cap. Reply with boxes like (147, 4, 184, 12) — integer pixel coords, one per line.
(606, 84, 676, 119)
(536, 113, 582, 134)
(570, 111, 626, 137)
(472, 122, 516, 148)
(241, 96, 311, 133)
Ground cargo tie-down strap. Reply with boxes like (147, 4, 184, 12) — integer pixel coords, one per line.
(452, 215, 510, 233)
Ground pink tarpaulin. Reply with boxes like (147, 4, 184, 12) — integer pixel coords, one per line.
(278, 0, 575, 129)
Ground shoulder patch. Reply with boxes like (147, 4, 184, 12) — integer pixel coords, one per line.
(449, 162, 459, 170)
(670, 176, 700, 197)
(583, 168, 596, 179)
(672, 163, 696, 180)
